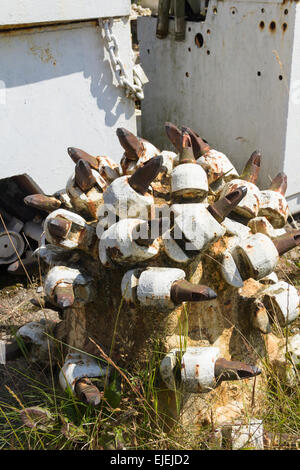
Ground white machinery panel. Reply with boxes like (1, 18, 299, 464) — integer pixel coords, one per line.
(0, 17, 136, 194)
(138, 1, 300, 213)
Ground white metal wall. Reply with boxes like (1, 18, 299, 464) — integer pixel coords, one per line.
(138, 1, 300, 212)
(0, 0, 136, 194)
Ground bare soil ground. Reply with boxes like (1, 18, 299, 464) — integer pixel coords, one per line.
(0, 269, 61, 408)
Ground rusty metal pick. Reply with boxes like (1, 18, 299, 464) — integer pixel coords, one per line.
(48, 216, 71, 240)
(174, 0, 186, 41)
(240, 150, 262, 184)
(269, 172, 287, 195)
(75, 159, 97, 192)
(182, 126, 210, 158)
(272, 229, 300, 256)
(116, 128, 143, 161)
(75, 377, 102, 406)
(53, 283, 75, 309)
(178, 130, 196, 164)
(165, 122, 182, 152)
(207, 186, 248, 223)
(24, 194, 61, 213)
(67, 147, 99, 171)
(156, 0, 171, 39)
(214, 358, 261, 382)
(171, 280, 217, 304)
(129, 155, 163, 195)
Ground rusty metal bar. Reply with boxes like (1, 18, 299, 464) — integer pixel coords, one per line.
(67, 147, 99, 171)
(75, 160, 97, 192)
(215, 358, 261, 382)
(207, 186, 247, 223)
(116, 127, 143, 161)
(171, 279, 217, 304)
(240, 150, 261, 184)
(129, 155, 163, 195)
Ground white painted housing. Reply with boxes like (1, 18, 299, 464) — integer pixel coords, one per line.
(197, 149, 238, 185)
(171, 163, 208, 199)
(259, 190, 288, 228)
(181, 347, 220, 393)
(248, 216, 286, 239)
(59, 352, 109, 393)
(103, 176, 154, 221)
(221, 236, 244, 289)
(232, 233, 279, 280)
(16, 320, 57, 362)
(261, 281, 300, 325)
(163, 203, 225, 263)
(121, 268, 143, 304)
(160, 346, 220, 393)
(136, 267, 186, 311)
(99, 218, 160, 266)
(44, 266, 92, 304)
(44, 209, 88, 249)
(220, 180, 260, 219)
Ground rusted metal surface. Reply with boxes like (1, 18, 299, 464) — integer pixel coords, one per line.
(117, 127, 143, 161)
(220, 179, 260, 219)
(207, 186, 247, 223)
(0, 174, 44, 221)
(59, 352, 109, 394)
(117, 128, 161, 176)
(272, 229, 300, 256)
(178, 130, 196, 164)
(215, 358, 261, 382)
(183, 126, 210, 158)
(174, 0, 185, 41)
(48, 215, 71, 240)
(239, 150, 261, 184)
(74, 159, 97, 193)
(170, 279, 217, 304)
(75, 377, 103, 406)
(67, 147, 99, 171)
(24, 194, 61, 213)
(259, 173, 289, 228)
(165, 121, 182, 152)
(156, 0, 171, 39)
(53, 283, 75, 309)
(129, 155, 163, 195)
(269, 172, 287, 195)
